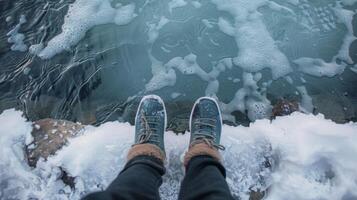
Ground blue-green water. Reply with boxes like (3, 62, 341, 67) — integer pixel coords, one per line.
(0, 0, 356, 129)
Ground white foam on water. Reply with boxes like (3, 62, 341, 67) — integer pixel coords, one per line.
(145, 68, 176, 92)
(37, 0, 137, 59)
(351, 65, 357, 74)
(5, 16, 12, 23)
(341, 0, 357, 6)
(15, 0, 355, 123)
(146, 52, 271, 121)
(297, 86, 314, 113)
(170, 92, 182, 99)
(333, 3, 356, 64)
(145, 53, 177, 92)
(168, 0, 187, 12)
(221, 72, 272, 121)
(217, 17, 235, 36)
(6, 15, 28, 52)
(29, 43, 44, 55)
(294, 57, 346, 77)
(147, 16, 169, 43)
(191, 1, 202, 9)
(1, 109, 357, 199)
(212, 0, 292, 80)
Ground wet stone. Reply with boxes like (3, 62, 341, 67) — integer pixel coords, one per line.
(272, 99, 299, 118)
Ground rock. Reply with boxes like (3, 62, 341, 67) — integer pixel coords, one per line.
(25, 118, 84, 167)
(25, 119, 84, 189)
(272, 99, 299, 118)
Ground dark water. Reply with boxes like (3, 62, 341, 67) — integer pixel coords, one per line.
(0, 0, 357, 132)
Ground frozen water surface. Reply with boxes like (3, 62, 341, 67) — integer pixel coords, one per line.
(0, 0, 357, 199)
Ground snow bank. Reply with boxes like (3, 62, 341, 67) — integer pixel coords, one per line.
(1, 109, 357, 199)
(37, 0, 137, 59)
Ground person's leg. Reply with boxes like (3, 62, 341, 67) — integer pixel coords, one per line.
(83, 154, 165, 200)
(179, 148, 233, 200)
(178, 97, 234, 200)
(83, 95, 167, 200)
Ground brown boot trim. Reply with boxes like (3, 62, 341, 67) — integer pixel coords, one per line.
(127, 143, 166, 162)
(184, 143, 221, 167)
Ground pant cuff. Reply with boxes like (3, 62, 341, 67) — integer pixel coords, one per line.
(127, 143, 166, 163)
(184, 143, 221, 167)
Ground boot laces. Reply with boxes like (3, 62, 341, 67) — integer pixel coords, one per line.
(191, 118, 225, 150)
(136, 110, 161, 145)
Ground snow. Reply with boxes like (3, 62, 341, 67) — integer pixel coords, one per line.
(1, 109, 357, 200)
(37, 0, 137, 59)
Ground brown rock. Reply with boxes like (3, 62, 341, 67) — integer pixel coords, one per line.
(25, 119, 84, 167)
(272, 99, 299, 118)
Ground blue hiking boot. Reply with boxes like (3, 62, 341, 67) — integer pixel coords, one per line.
(189, 97, 225, 150)
(133, 95, 167, 154)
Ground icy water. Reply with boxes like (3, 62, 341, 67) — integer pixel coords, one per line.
(1, 1, 357, 199)
(1, 0, 357, 128)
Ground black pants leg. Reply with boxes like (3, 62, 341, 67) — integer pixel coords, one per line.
(83, 155, 165, 200)
(178, 155, 234, 200)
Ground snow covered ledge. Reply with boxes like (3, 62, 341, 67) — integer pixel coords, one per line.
(1, 109, 357, 200)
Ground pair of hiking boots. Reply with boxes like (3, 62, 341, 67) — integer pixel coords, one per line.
(127, 95, 225, 166)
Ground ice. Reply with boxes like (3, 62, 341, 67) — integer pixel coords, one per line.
(6, 15, 28, 52)
(1, 109, 357, 200)
(37, 0, 137, 59)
